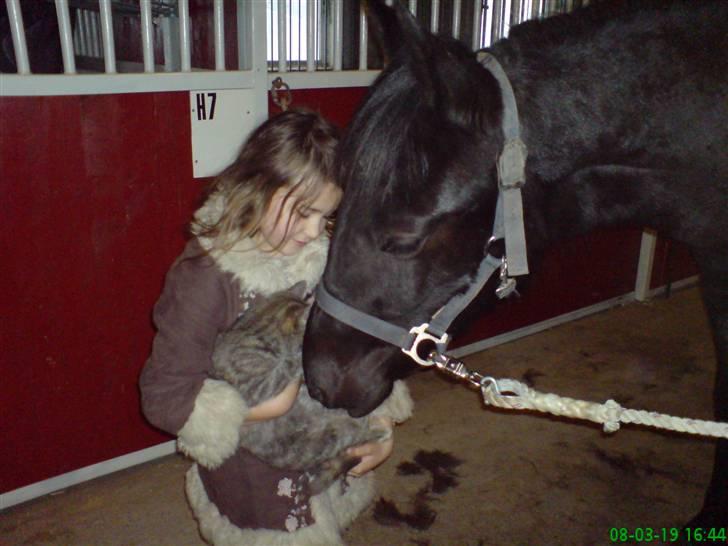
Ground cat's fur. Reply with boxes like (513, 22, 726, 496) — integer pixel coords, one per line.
(211, 293, 388, 493)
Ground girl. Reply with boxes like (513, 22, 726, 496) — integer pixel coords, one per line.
(139, 109, 413, 546)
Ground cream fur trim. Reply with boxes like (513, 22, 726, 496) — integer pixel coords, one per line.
(178, 379, 249, 469)
(185, 464, 375, 546)
(193, 193, 328, 296)
(370, 380, 414, 424)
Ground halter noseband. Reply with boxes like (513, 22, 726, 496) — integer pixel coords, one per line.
(315, 52, 529, 367)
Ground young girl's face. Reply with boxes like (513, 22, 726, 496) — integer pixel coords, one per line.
(256, 180, 342, 256)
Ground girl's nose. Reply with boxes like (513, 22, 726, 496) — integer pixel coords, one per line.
(303, 216, 323, 239)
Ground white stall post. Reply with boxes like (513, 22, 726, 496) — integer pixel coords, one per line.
(472, 0, 484, 49)
(5, 0, 30, 74)
(278, 0, 287, 73)
(99, 0, 116, 73)
(55, 0, 76, 73)
(179, 0, 191, 71)
(452, 0, 462, 39)
(307, 0, 316, 72)
(635, 230, 658, 302)
(333, 0, 343, 71)
(431, 0, 440, 33)
(214, 0, 225, 70)
(140, 0, 155, 72)
(359, 7, 368, 71)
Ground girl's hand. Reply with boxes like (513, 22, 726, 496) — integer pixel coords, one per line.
(346, 417, 394, 476)
(246, 379, 301, 422)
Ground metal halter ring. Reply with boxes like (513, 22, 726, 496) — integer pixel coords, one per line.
(402, 323, 450, 367)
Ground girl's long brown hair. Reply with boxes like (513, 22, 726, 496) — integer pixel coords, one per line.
(193, 109, 340, 253)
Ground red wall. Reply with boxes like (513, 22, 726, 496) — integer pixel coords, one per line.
(0, 86, 695, 494)
(1, 93, 198, 492)
(0, 87, 372, 494)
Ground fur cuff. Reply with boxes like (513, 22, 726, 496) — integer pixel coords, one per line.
(370, 380, 414, 424)
(177, 379, 249, 469)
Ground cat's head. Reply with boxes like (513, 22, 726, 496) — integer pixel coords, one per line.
(260, 293, 311, 336)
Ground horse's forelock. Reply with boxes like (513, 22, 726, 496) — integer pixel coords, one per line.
(337, 67, 434, 207)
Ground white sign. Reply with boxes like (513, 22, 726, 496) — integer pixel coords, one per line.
(189, 88, 261, 178)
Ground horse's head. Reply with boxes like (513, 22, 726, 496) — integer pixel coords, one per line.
(303, 1, 509, 416)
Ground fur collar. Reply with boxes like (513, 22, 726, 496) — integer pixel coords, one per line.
(193, 193, 328, 296)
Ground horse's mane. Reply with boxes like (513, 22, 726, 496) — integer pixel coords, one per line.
(337, 37, 496, 211)
(337, 64, 439, 208)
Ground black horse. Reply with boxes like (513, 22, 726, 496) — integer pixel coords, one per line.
(303, 0, 728, 530)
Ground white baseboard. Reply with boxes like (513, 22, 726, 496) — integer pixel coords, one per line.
(450, 276, 699, 359)
(1, 276, 698, 511)
(1, 440, 176, 510)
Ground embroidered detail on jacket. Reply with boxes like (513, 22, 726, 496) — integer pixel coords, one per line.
(277, 477, 294, 498)
(284, 515, 299, 532)
(278, 475, 311, 532)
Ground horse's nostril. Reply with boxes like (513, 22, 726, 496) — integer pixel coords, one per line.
(307, 383, 326, 405)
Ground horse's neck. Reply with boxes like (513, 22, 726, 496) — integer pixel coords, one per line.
(488, 6, 723, 243)
(491, 49, 636, 183)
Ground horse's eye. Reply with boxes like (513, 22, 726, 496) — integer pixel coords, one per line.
(379, 234, 427, 257)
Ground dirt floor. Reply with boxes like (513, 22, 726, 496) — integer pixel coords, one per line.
(1, 287, 720, 546)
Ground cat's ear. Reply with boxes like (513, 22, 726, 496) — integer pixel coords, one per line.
(280, 300, 307, 335)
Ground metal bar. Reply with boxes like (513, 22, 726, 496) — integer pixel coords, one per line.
(408, 0, 417, 16)
(359, 7, 368, 71)
(237, 0, 251, 70)
(214, 0, 225, 70)
(249, 0, 269, 125)
(532, 0, 540, 18)
(55, 0, 76, 73)
(161, 16, 180, 71)
(179, 0, 191, 72)
(486, 0, 495, 44)
(333, 0, 342, 71)
(510, 0, 520, 30)
(325, 0, 332, 69)
(491, 0, 502, 43)
(297, 0, 302, 71)
(502, 0, 511, 38)
(472, 0, 484, 49)
(80, 9, 90, 57)
(307, 0, 316, 71)
(5, 0, 30, 74)
(278, 0, 287, 72)
(98, 0, 116, 73)
(140, 0, 155, 72)
(431, 0, 439, 33)
(73, 9, 82, 56)
(90, 10, 100, 58)
(452, 0, 461, 38)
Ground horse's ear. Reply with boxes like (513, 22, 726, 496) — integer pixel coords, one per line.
(366, 0, 431, 64)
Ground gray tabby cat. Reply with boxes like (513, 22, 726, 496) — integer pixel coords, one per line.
(210, 292, 388, 494)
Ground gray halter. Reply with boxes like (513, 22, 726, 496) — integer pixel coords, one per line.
(315, 52, 529, 367)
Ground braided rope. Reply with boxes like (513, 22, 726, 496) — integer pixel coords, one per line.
(480, 378, 728, 439)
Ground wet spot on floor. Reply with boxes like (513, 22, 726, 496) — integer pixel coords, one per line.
(374, 449, 464, 530)
(372, 488, 436, 530)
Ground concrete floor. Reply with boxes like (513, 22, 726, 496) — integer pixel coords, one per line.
(1, 287, 719, 546)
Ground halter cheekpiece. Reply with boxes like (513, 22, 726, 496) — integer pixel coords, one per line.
(315, 52, 529, 367)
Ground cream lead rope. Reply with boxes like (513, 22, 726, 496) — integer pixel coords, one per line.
(428, 352, 728, 439)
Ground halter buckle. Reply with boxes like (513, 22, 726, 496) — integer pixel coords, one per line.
(402, 323, 450, 367)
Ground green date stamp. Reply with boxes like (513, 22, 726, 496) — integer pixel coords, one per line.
(609, 527, 726, 543)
